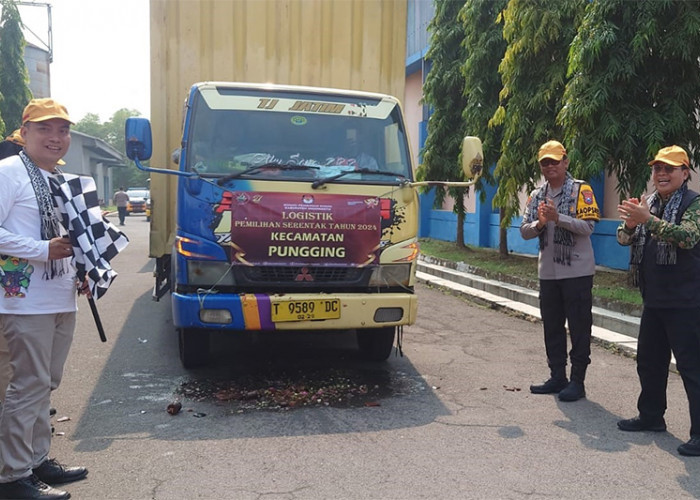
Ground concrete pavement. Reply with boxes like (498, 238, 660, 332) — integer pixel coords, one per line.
(416, 255, 651, 364)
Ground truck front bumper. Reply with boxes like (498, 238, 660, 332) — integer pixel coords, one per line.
(171, 291, 417, 331)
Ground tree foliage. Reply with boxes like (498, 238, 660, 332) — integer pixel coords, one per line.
(460, 0, 508, 254)
(73, 112, 103, 138)
(560, 0, 700, 199)
(419, 0, 469, 245)
(490, 0, 587, 228)
(74, 108, 146, 188)
(460, 0, 507, 181)
(0, 0, 32, 135)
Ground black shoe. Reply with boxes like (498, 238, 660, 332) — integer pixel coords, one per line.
(558, 381, 586, 402)
(678, 437, 700, 456)
(530, 377, 568, 394)
(32, 459, 87, 485)
(0, 474, 70, 499)
(617, 416, 667, 432)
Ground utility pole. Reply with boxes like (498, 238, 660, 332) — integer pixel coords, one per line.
(15, 1, 52, 62)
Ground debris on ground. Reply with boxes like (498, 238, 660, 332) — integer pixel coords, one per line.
(175, 368, 388, 412)
(166, 401, 182, 415)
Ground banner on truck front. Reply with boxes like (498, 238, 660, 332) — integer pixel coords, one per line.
(227, 192, 381, 267)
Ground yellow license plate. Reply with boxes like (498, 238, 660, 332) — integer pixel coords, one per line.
(271, 299, 341, 322)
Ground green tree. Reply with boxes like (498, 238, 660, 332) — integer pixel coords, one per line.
(103, 108, 141, 156)
(419, 0, 470, 247)
(460, 0, 507, 254)
(560, 0, 700, 199)
(73, 108, 146, 188)
(0, 0, 32, 135)
(72, 112, 104, 138)
(490, 0, 586, 228)
(105, 109, 147, 188)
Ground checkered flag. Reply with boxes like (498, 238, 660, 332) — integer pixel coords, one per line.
(50, 173, 129, 299)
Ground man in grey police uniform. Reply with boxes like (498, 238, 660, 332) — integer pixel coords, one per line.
(520, 140, 600, 402)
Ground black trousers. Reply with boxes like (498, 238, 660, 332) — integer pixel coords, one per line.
(117, 206, 127, 224)
(539, 275, 593, 377)
(637, 306, 700, 437)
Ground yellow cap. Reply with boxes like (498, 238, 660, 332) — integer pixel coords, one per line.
(538, 140, 567, 162)
(648, 145, 689, 168)
(22, 98, 73, 125)
(5, 129, 24, 146)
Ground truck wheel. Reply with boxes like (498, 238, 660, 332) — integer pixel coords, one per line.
(356, 327, 395, 361)
(178, 328, 210, 368)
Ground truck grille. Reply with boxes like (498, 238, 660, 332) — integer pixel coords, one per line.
(242, 266, 364, 283)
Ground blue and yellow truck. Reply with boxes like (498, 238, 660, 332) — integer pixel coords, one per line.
(129, 1, 482, 368)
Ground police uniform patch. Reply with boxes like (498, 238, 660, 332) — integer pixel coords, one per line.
(576, 184, 600, 221)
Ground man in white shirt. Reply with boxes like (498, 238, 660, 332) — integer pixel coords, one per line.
(0, 98, 88, 500)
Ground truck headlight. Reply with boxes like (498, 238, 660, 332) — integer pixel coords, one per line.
(187, 261, 236, 286)
(368, 264, 411, 287)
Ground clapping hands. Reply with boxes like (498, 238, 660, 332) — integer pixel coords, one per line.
(618, 196, 650, 229)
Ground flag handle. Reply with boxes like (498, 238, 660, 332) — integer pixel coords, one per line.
(88, 296, 107, 342)
(77, 269, 107, 343)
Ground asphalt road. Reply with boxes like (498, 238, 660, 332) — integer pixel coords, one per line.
(49, 215, 700, 499)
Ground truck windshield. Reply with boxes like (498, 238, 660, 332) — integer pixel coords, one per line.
(184, 86, 413, 184)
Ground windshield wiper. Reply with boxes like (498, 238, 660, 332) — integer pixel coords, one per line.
(311, 168, 406, 189)
(216, 163, 319, 185)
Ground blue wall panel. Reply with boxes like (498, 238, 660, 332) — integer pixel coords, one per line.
(418, 192, 629, 271)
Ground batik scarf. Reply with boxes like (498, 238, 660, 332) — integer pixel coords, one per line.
(629, 181, 687, 286)
(524, 171, 577, 265)
(19, 150, 69, 279)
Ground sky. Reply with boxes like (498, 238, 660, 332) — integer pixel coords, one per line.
(18, 0, 151, 123)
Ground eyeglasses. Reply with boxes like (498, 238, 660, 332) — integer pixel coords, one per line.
(539, 159, 561, 168)
(651, 164, 685, 174)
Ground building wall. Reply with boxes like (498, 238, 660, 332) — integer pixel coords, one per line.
(61, 132, 124, 205)
(406, 0, 433, 58)
(404, 71, 423, 177)
(25, 44, 50, 98)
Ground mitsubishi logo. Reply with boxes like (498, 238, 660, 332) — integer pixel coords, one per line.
(295, 267, 314, 282)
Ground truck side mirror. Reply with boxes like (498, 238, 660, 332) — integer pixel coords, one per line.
(462, 136, 483, 182)
(125, 117, 153, 161)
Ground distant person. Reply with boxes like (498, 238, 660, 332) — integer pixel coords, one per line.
(520, 140, 600, 402)
(616, 145, 700, 457)
(113, 187, 129, 226)
(343, 129, 379, 170)
(0, 98, 88, 499)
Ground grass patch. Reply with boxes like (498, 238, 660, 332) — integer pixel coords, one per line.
(418, 237, 643, 309)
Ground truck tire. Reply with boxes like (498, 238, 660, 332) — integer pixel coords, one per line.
(356, 326, 395, 362)
(178, 328, 210, 368)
